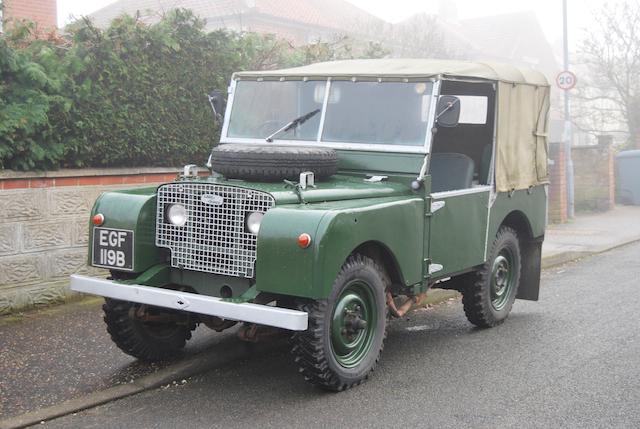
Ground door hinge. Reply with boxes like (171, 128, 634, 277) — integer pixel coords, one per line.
(429, 263, 444, 274)
(431, 200, 446, 213)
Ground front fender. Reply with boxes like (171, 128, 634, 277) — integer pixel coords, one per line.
(89, 187, 164, 274)
(256, 197, 424, 299)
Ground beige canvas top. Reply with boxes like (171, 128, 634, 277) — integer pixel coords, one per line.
(235, 59, 550, 192)
(234, 58, 549, 86)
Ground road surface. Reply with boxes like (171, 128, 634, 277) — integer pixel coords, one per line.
(41, 242, 640, 428)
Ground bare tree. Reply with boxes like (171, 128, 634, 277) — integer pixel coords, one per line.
(577, 1, 640, 148)
(385, 14, 460, 59)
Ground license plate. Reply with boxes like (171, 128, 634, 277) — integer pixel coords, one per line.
(92, 228, 134, 271)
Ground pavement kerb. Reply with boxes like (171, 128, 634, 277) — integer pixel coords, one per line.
(0, 338, 288, 429)
(3, 238, 639, 429)
(541, 236, 640, 269)
(542, 251, 591, 269)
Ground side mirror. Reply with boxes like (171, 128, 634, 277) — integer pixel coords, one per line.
(208, 89, 225, 124)
(436, 95, 461, 128)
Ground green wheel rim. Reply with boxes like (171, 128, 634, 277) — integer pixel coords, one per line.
(490, 249, 516, 311)
(330, 280, 377, 368)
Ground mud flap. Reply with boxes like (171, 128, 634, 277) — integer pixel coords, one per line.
(516, 237, 542, 301)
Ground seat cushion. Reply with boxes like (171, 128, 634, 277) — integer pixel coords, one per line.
(429, 152, 476, 193)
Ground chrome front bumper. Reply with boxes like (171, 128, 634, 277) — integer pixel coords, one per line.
(70, 274, 308, 331)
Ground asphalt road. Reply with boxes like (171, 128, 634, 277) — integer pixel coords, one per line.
(39, 242, 640, 428)
(0, 298, 240, 418)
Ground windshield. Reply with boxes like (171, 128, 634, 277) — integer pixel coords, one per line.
(227, 80, 326, 141)
(322, 81, 433, 146)
(226, 80, 434, 147)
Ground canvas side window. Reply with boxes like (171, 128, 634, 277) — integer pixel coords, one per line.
(451, 95, 488, 124)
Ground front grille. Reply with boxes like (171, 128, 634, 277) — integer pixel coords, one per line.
(156, 183, 275, 278)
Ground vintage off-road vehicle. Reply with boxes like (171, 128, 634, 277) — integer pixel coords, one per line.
(71, 59, 550, 391)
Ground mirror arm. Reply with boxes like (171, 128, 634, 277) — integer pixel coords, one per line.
(206, 91, 224, 174)
(207, 94, 223, 125)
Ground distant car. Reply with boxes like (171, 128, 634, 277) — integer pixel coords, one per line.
(71, 59, 550, 391)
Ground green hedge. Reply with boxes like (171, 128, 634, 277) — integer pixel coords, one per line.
(0, 10, 386, 171)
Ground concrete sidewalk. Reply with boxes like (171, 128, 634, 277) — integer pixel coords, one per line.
(542, 205, 640, 267)
(1, 205, 639, 427)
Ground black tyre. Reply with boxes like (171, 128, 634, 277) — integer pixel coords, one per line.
(462, 226, 521, 328)
(103, 298, 195, 361)
(210, 144, 338, 182)
(291, 254, 388, 391)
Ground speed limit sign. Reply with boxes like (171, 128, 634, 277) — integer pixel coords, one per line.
(556, 71, 577, 90)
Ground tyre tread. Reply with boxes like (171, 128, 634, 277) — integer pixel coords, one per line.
(103, 299, 194, 361)
(210, 144, 338, 182)
(462, 226, 521, 328)
(290, 254, 388, 391)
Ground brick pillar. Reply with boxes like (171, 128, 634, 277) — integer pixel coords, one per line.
(548, 142, 568, 223)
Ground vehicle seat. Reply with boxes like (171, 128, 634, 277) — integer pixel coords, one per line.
(429, 153, 475, 193)
(479, 144, 493, 185)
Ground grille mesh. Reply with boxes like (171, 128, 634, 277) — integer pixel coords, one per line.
(156, 183, 275, 278)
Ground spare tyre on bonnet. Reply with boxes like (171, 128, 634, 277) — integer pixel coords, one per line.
(209, 144, 338, 181)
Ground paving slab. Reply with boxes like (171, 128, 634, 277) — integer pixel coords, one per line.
(542, 205, 640, 266)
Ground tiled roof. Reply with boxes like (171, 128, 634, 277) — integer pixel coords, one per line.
(251, 0, 383, 31)
(89, 0, 384, 33)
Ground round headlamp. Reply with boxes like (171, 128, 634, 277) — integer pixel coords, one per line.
(245, 212, 264, 235)
(167, 204, 187, 226)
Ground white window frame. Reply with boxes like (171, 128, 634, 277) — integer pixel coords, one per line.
(220, 77, 439, 155)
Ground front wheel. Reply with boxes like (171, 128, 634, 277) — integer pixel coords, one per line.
(291, 254, 388, 391)
(103, 298, 195, 361)
(462, 226, 521, 328)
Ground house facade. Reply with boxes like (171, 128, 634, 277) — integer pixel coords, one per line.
(89, 0, 386, 45)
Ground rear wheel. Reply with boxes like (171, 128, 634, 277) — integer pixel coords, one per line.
(103, 298, 195, 361)
(462, 226, 521, 328)
(291, 254, 388, 391)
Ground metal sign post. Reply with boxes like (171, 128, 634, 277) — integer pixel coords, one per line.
(562, 0, 575, 219)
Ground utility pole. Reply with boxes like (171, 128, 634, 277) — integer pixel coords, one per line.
(563, 0, 575, 218)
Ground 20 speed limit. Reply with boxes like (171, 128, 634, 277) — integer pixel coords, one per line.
(556, 71, 577, 90)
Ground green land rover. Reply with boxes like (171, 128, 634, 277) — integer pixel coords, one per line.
(71, 59, 550, 391)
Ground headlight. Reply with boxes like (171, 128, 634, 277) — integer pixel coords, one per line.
(167, 204, 187, 226)
(245, 212, 264, 235)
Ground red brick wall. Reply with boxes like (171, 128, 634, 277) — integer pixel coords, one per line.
(3, 0, 58, 30)
(548, 143, 568, 223)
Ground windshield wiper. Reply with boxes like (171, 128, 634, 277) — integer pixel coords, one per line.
(265, 108, 321, 142)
